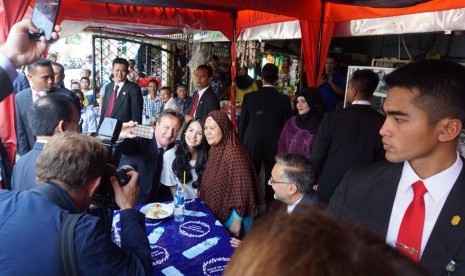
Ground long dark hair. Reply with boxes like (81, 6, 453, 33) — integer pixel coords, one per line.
(172, 118, 209, 189)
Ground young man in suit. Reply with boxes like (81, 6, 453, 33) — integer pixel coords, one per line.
(15, 58, 79, 155)
(329, 60, 465, 275)
(99, 57, 143, 126)
(185, 64, 220, 122)
(311, 69, 385, 202)
(239, 63, 292, 208)
(11, 94, 81, 191)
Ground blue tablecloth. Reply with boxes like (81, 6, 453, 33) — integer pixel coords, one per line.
(112, 198, 234, 275)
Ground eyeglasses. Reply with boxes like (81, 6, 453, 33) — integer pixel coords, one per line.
(268, 177, 293, 185)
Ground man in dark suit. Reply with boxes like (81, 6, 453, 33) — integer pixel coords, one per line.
(15, 58, 79, 155)
(51, 61, 66, 89)
(118, 109, 184, 203)
(99, 57, 143, 126)
(11, 94, 81, 191)
(311, 69, 385, 202)
(185, 64, 220, 121)
(13, 71, 30, 94)
(329, 60, 465, 275)
(269, 153, 323, 213)
(239, 63, 292, 207)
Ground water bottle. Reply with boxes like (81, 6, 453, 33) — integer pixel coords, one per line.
(148, 227, 165, 244)
(161, 266, 184, 276)
(182, 237, 220, 259)
(174, 184, 185, 222)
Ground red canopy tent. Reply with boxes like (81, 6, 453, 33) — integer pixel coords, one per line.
(2, 0, 465, 165)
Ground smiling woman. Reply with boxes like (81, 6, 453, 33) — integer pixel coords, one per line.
(160, 118, 209, 199)
(200, 110, 264, 238)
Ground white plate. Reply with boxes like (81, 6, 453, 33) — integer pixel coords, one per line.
(140, 202, 174, 220)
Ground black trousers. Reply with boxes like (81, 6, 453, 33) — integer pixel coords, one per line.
(253, 160, 275, 208)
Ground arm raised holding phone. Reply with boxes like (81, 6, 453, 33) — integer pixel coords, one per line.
(1, 19, 60, 68)
(0, 19, 60, 102)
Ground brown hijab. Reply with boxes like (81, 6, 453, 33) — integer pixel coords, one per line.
(200, 110, 263, 221)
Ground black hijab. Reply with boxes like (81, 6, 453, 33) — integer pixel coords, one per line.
(236, 74, 254, 90)
(294, 87, 325, 133)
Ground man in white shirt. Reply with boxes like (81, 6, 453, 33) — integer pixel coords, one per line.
(329, 60, 465, 275)
(160, 86, 182, 114)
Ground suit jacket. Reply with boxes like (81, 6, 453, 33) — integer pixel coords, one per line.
(0, 66, 13, 102)
(99, 81, 143, 126)
(15, 87, 78, 155)
(13, 71, 30, 94)
(329, 161, 465, 275)
(118, 138, 174, 204)
(239, 86, 292, 161)
(189, 87, 220, 120)
(11, 141, 44, 191)
(293, 192, 325, 214)
(310, 104, 385, 202)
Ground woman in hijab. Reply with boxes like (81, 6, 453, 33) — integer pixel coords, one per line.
(278, 87, 325, 159)
(201, 110, 263, 238)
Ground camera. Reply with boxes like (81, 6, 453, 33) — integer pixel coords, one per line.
(93, 164, 137, 210)
(92, 117, 136, 209)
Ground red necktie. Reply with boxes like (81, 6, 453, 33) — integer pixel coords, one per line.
(396, 180, 427, 262)
(34, 92, 42, 101)
(188, 92, 199, 117)
(104, 85, 119, 117)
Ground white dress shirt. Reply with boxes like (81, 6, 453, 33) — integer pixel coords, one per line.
(30, 87, 47, 102)
(386, 153, 463, 257)
(287, 196, 304, 214)
(351, 100, 371, 106)
(114, 81, 126, 97)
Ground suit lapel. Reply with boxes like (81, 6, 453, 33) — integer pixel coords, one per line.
(420, 166, 465, 274)
(112, 82, 128, 116)
(367, 163, 403, 238)
(102, 82, 115, 114)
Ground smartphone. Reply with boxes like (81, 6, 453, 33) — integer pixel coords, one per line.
(133, 125, 154, 139)
(29, 0, 61, 41)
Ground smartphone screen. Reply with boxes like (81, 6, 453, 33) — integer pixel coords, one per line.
(133, 125, 154, 139)
(30, 0, 60, 41)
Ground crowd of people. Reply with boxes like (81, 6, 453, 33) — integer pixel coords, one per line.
(1, 18, 465, 275)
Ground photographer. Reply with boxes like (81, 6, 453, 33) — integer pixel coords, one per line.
(0, 132, 152, 275)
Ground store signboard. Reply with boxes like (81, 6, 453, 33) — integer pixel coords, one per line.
(343, 66, 395, 112)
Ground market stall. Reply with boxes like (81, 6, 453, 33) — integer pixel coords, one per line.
(3, 0, 465, 162)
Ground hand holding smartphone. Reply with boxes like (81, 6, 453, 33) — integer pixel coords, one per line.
(29, 0, 61, 41)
